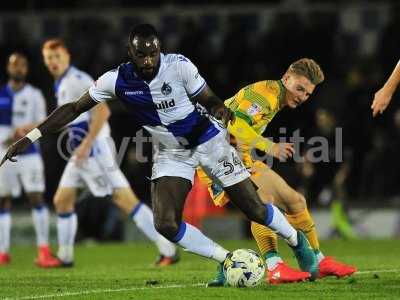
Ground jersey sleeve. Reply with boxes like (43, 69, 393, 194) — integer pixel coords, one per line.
(33, 90, 47, 122)
(88, 70, 118, 103)
(227, 117, 275, 153)
(177, 56, 206, 98)
(64, 73, 94, 101)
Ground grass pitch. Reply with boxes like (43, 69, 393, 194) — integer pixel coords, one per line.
(0, 239, 399, 300)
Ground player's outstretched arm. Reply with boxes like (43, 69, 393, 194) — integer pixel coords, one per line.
(192, 85, 235, 127)
(74, 103, 110, 166)
(228, 117, 294, 161)
(371, 60, 400, 117)
(0, 91, 97, 167)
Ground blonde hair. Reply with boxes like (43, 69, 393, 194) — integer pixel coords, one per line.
(288, 58, 324, 85)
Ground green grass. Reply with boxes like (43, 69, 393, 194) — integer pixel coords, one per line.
(1, 239, 400, 299)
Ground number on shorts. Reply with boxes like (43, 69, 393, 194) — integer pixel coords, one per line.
(94, 176, 107, 188)
(219, 153, 243, 176)
(218, 158, 234, 176)
(232, 152, 242, 167)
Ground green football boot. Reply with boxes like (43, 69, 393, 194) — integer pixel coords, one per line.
(207, 262, 226, 287)
(291, 231, 319, 280)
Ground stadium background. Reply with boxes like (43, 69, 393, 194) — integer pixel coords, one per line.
(0, 0, 399, 243)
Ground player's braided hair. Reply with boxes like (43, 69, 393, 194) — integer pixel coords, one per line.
(288, 58, 325, 85)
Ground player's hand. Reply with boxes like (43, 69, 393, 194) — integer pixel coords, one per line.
(270, 143, 295, 161)
(3, 136, 15, 147)
(371, 87, 393, 117)
(0, 137, 32, 167)
(73, 139, 92, 167)
(211, 104, 235, 127)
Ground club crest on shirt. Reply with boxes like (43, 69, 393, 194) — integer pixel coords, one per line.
(161, 82, 172, 96)
(247, 103, 261, 116)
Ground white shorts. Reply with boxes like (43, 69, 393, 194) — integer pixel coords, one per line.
(0, 153, 45, 197)
(152, 130, 250, 187)
(58, 137, 130, 197)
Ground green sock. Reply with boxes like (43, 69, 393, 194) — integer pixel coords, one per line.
(314, 249, 325, 263)
(331, 200, 357, 239)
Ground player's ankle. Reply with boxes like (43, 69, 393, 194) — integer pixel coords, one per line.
(314, 250, 325, 263)
(265, 251, 283, 271)
(38, 245, 51, 254)
(58, 245, 74, 263)
(286, 230, 298, 247)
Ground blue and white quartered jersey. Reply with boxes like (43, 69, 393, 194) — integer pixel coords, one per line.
(55, 66, 110, 152)
(88, 53, 220, 149)
(0, 83, 46, 155)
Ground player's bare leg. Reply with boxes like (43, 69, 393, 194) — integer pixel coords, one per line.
(52, 187, 78, 267)
(251, 163, 356, 278)
(26, 192, 58, 268)
(112, 187, 178, 266)
(0, 196, 12, 265)
(152, 177, 229, 262)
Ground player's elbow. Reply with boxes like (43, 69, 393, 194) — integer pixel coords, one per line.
(93, 103, 111, 121)
(70, 101, 84, 117)
(102, 104, 111, 120)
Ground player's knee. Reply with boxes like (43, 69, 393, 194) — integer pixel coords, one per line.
(53, 193, 72, 212)
(297, 194, 307, 208)
(0, 197, 12, 210)
(27, 193, 44, 207)
(112, 189, 139, 215)
(111, 193, 124, 208)
(154, 219, 180, 241)
(287, 192, 307, 214)
(53, 194, 62, 208)
(243, 205, 266, 225)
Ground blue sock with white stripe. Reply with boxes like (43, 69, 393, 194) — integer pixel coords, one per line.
(0, 209, 11, 253)
(172, 222, 229, 262)
(265, 203, 298, 246)
(130, 202, 176, 257)
(57, 212, 77, 263)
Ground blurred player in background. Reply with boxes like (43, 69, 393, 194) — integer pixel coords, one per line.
(371, 59, 400, 117)
(202, 58, 356, 286)
(0, 53, 59, 267)
(40, 39, 177, 267)
(2, 24, 319, 279)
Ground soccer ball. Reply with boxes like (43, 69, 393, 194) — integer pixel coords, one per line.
(223, 249, 265, 287)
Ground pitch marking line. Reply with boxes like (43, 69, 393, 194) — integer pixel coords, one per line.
(3, 283, 205, 300)
(4, 269, 400, 300)
(356, 269, 400, 275)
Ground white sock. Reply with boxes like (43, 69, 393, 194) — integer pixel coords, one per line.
(265, 204, 298, 247)
(266, 255, 283, 271)
(131, 203, 176, 257)
(0, 210, 11, 253)
(32, 204, 49, 247)
(57, 212, 77, 263)
(172, 222, 229, 262)
(316, 251, 325, 263)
